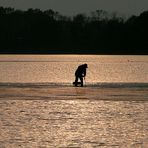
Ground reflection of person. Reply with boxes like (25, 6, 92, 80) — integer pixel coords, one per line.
(74, 64, 88, 87)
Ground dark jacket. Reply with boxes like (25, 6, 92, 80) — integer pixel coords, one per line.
(75, 64, 87, 77)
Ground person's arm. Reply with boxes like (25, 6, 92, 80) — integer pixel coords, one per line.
(83, 69, 86, 77)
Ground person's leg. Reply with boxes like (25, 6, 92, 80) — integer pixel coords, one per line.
(75, 76, 78, 86)
(80, 77, 83, 87)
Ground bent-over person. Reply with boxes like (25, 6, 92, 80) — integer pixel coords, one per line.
(74, 64, 88, 87)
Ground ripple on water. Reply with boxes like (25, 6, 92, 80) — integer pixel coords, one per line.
(0, 100, 147, 147)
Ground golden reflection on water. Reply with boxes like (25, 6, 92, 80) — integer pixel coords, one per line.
(0, 55, 147, 83)
(0, 55, 148, 147)
(0, 99, 148, 147)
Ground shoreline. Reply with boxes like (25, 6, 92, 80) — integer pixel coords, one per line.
(0, 84, 147, 101)
(0, 82, 148, 87)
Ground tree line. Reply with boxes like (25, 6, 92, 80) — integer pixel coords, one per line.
(0, 7, 147, 54)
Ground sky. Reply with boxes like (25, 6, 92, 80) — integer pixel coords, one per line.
(0, 0, 148, 16)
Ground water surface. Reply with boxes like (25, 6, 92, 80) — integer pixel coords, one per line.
(0, 55, 147, 83)
(0, 55, 148, 147)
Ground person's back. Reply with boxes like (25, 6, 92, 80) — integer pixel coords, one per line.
(74, 64, 88, 86)
(75, 64, 86, 77)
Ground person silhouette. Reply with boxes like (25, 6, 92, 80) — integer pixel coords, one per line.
(74, 64, 88, 87)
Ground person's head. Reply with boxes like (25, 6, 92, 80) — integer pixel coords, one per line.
(84, 64, 88, 68)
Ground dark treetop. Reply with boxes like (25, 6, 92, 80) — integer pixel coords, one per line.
(0, 7, 147, 54)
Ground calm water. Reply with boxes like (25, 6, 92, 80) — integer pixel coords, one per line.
(0, 55, 148, 83)
(0, 55, 148, 148)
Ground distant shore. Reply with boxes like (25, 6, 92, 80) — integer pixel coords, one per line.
(0, 48, 148, 55)
(0, 7, 148, 55)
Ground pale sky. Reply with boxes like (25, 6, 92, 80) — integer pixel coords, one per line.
(0, 0, 148, 16)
